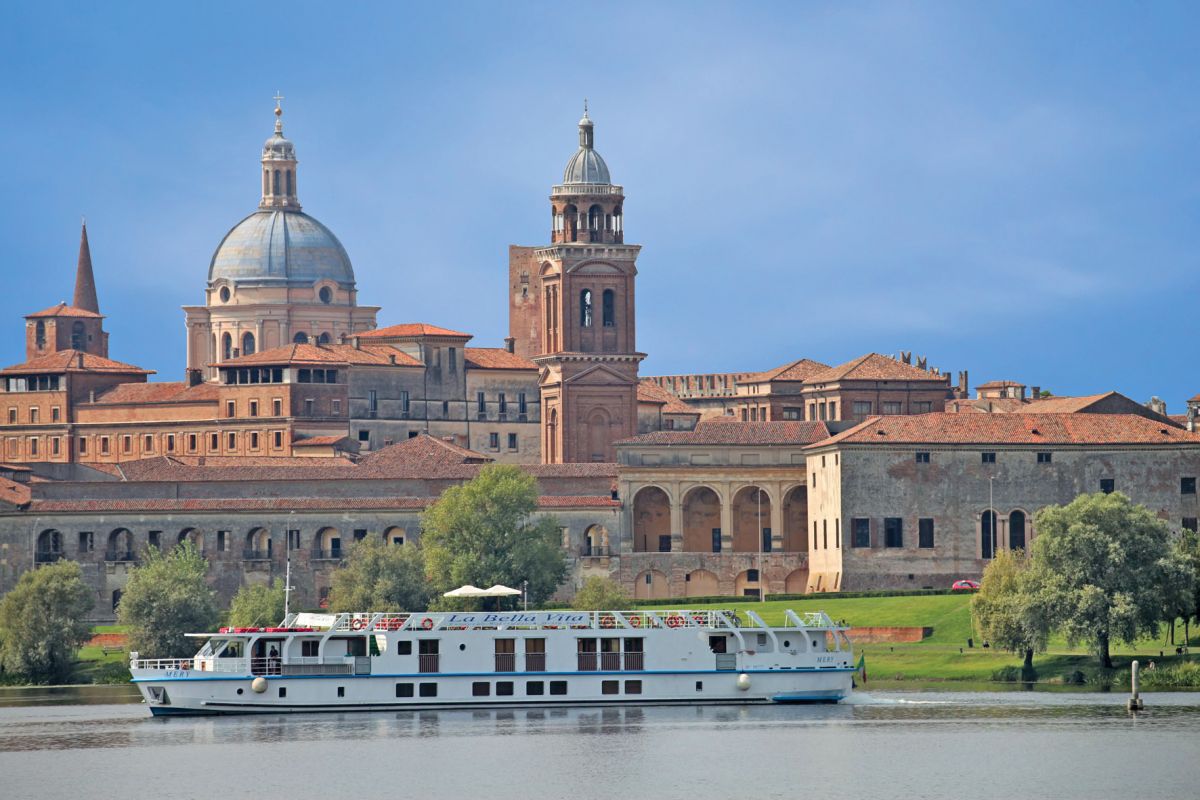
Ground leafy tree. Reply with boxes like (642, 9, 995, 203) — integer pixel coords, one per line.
(1034, 492, 1194, 668)
(1172, 529, 1200, 645)
(421, 464, 568, 607)
(571, 576, 632, 611)
(0, 560, 93, 683)
(228, 579, 286, 628)
(328, 537, 431, 612)
(118, 542, 219, 658)
(971, 549, 1051, 674)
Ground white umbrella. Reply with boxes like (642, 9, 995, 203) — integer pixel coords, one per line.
(481, 584, 522, 597)
(443, 585, 486, 598)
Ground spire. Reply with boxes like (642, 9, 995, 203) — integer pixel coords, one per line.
(578, 99, 594, 149)
(73, 219, 100, 314)
(260, 93, 301, 210)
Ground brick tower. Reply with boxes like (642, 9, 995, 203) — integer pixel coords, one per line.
(510, 106, 644, 463)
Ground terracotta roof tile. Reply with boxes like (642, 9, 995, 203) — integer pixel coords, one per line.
(977, 380, 1026, 390)
(217, 343, 421, 368)
(292, 435, 353, 447)
(806, 353, 949, 385)
(637, 380, 700, 416)
(1, 350, 151, 376)
(28, 494, 618, 514)
(463, 348, 536, 370)
(0, 476, 31, 507)
(811, 413, 1200, 448)
(619, 418, 830, 446)
(88, 381, 220, 405)
(26, 302, 103, 319)
(358, 322, 473, 340)
(747, 358, 831, 383)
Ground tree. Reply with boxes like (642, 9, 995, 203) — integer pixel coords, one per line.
(1034, 492, 1194, 668)
(571, 576, 631, 611)
(328, 537, 431, 612)
(1172, 528, 1200, 645)
(118, 542, 219, 658)
(228, 579, 286, 628)
(0, 560, 93, 683)
(971, 549, 1051, 674)
(421, 464, 568, 607)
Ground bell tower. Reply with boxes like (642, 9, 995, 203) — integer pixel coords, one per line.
(511, 106, 643, 464)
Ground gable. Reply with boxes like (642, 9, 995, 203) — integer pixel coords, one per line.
(564, 363, 638, 387)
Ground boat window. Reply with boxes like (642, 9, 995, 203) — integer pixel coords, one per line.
(301, 640, 319, 658)
(337, 687, 345, 698)
(472, 682, 490, 697)
(419, 683, 437, 697)
(335, 637, 367, 657)
(526, 681, 544, 696)
(397, 640, 413, 656)
(695, 681, 703, 692)
(549, 681, 568, 696)
(709, 636, 727, 654)
(220, 641, 243, 658)
(625, 680, 642, 695)
(496, 681, 514, 696)
(418, 640, 439, 654)
(278, 687, 287, 698)
(396, 683, 414, 698)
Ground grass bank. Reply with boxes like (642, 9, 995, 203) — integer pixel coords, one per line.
(635, 593, 1200, 690)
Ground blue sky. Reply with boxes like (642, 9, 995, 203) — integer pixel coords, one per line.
(1, 2, 1197, 407)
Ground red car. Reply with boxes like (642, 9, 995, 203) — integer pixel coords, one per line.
(952, 579, 980, 590)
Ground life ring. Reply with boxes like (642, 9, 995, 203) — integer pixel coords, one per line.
(666, 615, 684, 628)
(600, 615, 616, 629)
(629, 616, 642, 628)
(420, 618, 434, 630)
(350, 618, 367, 631)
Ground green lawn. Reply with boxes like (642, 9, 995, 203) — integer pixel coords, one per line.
(635, 593, 1199, 688)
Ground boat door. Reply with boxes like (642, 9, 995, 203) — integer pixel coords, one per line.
(710, 635, 736, 671)
(251, 638, 284, 675)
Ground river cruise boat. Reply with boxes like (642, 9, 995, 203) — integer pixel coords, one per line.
(130, 608, 855, 715)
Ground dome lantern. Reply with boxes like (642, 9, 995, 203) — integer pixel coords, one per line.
(551, 103, 624, 245)
(260, 93, 300, 210)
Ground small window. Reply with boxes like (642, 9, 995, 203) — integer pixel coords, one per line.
(1100, 478, 1115, 494)
(187, 434, 197, 452)
(396, 683, 414, 698)
(472, 682, 491, 697)
(915, 452, 930, 463)
(508, 433, 518, 450)
(549, 681, 567, 696)
(278, 687, 287, 698)
(1182, 477, 1196, 495)
(526, 681, 545, 696)
(227, 432, 236, 450)
(489, 432, 499, 450)
(274, 431, 283, 449)
(166, 434, 175, 452)
(918, 518, 934, 549)
(337, 686, 345, 698)
(624, 680, 642, 695)
(302, 640, 319, 657)
(122, 435, 132, 453)
(1037, 452, 1052, 464)
(332, 399, 341, 415)
(210, 433, 219, 450)
(226, 400, 236, 418)
(496, 681, 514, 696)
(78, 437, 87, 454)
(981, 452, 996, 464)
(249, 400, 259, 417)
(695, 681, 704, 692)
(397, 641, 412, 656)
(51, 406, 60, 422)
(882, 401, 902, 415)
(602, 680, 619, 695)
(419, 683, 437, 698)
(250, 432, 259, 450)
(273, 398, 282, 416)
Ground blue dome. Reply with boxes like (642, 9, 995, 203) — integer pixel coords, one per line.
(208, 210, 355, 286)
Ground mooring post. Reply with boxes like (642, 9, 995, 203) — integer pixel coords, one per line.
(1127, 660, 1144, 711)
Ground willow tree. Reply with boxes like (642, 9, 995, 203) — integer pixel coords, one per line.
(1034, 492, 1193, 668)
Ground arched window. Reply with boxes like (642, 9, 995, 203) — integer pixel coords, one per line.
(317, 332, 331, 344)
(222, 332, 233, 360)
(981, 510, 997, 559)
(293, 332, 309, 344)
(602, 289, 615, 327)
(580, 289, 593, 328)
(272, 169, 280, 195)
(588, 204, 603, 231)
(1009, 510, 1027, 551)
(242, 332, 255, 357)
(71, 321, 85, 350)
(286, 170, 293, 197)
(564, 204, 578, 242)
(263, 169, 269, 196)
(34, 321, 46, 348)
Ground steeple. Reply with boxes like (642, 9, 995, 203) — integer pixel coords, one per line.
(260, 93, 301, 210)
(73, 220, 100, 313)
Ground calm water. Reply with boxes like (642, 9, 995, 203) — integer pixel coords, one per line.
(1, 690, 1197, 800)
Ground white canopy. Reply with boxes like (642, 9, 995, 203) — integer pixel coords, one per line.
(482, 584, 522, 597)
(443, 585, 487, 598)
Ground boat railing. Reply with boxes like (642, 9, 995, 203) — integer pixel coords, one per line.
(494, 653, 516, 672)
(131, 657, 198, 671)
(524, 653, 546, 672)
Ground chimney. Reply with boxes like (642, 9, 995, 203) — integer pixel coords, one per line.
(1031, 385, 1041, 400)
(352, 336, 361, 350)
(958, 370, 969, 397)
(504, 337, 515, 354)
(1187, 406, 1196, 433)
(88, 389, 95, 403)
(185, 368, 203, 387)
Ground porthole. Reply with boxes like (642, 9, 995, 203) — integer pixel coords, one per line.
(236, 688, 244, 695)
(783, 640, 790, 648)
(459, 643, 466, 651)
(319, 286, 333, 304)
(219, 286, 231, 303)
